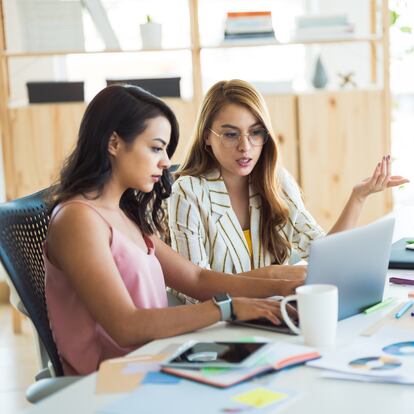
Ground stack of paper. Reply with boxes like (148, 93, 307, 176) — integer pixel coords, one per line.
(292, 14, 354, 41)
(307, 326, 414, 384)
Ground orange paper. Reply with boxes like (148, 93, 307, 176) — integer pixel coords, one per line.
(95, 354, 165, 394)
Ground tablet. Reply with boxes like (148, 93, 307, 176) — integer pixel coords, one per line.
(161, 341, 273, 369)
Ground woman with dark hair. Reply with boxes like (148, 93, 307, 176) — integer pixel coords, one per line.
(45, 84, 299, 376)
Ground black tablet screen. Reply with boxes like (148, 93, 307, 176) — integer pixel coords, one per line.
(170, 342, 267, 364)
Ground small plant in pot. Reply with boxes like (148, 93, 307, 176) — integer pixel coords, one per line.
(140, 15, 162, 49)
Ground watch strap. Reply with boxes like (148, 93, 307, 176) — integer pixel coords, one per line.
(213, 294, 232, 321)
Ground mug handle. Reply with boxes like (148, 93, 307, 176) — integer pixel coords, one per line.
(280, 294, 301, 335)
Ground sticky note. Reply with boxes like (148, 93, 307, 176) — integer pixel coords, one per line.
(122, 362, 160, 375)
(232, 388, 288, 408)
(408, 291, 414, 299)
(142, 371, 181, 385)
(237, 336, 257, 342)
(201, 367, 230, 376)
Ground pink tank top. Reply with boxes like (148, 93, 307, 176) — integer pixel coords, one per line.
(44, 200, 168, 375)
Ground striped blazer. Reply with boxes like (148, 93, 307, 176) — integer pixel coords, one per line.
(168, 168, 325, 279)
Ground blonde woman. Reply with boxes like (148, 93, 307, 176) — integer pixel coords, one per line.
(168, 79, 408, 303)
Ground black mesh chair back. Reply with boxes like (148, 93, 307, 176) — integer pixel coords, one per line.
(0, 188, 64, 376)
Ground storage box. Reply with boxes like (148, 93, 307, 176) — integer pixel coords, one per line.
(26, 81, 85, 103)
(106, 77, 181, 98)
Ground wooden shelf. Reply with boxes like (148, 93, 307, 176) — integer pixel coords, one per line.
(202, 34, 382, 49)
(1, 46, 192, 58)
(0, 35, 383, 58)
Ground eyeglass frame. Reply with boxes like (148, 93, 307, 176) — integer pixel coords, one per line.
(208, 127, 269, 147)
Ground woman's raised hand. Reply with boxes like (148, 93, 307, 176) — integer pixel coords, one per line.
(231, 297, 297, 325)
(352, 155, 409, 202)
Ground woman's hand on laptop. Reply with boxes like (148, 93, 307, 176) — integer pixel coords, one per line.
(232, 297, 298, 325)
(352, 155, 409, 202)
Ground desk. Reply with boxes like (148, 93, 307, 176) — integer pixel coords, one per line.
(24, 277, 414, 414)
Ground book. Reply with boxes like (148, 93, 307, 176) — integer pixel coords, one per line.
(292, 13, 354, 41)
(223, 10, 276, 41)
(295, 14, 349, 28)
(292, 24, 354, 41)
(223, 32, 275, 40)
(161, 342, 320, 388)
(389, 238, 414, 270)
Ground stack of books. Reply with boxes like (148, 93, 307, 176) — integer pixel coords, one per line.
(293, 14, 354, 41)
(223, 11, 276, 43)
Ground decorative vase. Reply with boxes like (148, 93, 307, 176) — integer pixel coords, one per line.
(312, 55, 328, 89)
(140, 21, 162, 49)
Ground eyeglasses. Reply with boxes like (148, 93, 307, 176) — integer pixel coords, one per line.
(208, 127, 269, 148)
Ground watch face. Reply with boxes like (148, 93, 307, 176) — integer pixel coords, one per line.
(214, 293, 230, 302)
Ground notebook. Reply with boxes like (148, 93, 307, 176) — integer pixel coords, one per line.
(161, 342, 320, 388)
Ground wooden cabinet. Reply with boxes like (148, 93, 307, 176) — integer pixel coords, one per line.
(4, 99, 198, 200)
(264, 94, 299, 182)
(298, 89, 391, 230)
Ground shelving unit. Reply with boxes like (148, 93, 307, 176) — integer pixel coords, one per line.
(0, 0, 391, 230)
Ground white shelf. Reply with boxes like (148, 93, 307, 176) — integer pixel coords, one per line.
(1, 34, 383, 58)
(1, 47, 192, 58)
(202, 34, 382, 49)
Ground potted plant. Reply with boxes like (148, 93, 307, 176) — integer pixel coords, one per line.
(140, 15, 162, 49)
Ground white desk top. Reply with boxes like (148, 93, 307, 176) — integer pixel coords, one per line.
(24, 276, 414, 414)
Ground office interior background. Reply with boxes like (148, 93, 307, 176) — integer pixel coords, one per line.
(0, 0, 413, 412)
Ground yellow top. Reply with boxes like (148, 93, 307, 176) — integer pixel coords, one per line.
(243, 229, 253, 259)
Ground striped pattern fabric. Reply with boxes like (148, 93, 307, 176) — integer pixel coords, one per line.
(168, 168, 325, 303)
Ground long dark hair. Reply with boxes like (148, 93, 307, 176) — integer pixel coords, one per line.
(52, 84, 179, 236)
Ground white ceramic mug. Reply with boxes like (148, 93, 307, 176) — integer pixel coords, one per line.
(280, 284, 338, 347)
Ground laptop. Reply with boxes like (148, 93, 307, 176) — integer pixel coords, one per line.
(231, 217, 395, 334)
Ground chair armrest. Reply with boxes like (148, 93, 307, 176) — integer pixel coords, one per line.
(26, 376, 83, 403)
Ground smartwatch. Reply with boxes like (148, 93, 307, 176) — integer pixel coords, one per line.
(212, 293, 236, 321)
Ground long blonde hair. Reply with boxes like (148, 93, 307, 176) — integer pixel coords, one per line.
(178, 79, 291, 264)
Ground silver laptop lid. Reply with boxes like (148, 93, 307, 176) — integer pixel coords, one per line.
(306, 217, 395, 320)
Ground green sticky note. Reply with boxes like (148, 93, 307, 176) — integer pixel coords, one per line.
(232, 388, 288, 408)
(237, 336, 257, 342)
(201, 367, 229, 376)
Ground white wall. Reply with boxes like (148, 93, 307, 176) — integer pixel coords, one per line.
(4, 0, 64, 105)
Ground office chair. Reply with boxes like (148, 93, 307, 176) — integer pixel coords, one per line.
(0, 188, 80, 403)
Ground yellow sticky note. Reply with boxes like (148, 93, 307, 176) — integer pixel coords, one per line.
(232, 388, 288, 408)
